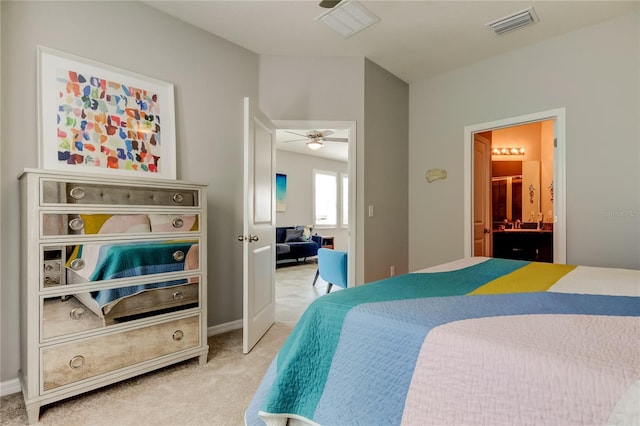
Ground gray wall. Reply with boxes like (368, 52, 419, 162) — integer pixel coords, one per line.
(363, 59, 409, 281)
(0, 1, 258, 383)
(408, 10, 640, 271)
(275, 150, 349, 251)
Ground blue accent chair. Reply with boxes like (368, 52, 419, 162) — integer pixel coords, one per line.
(313, 248, 348, 293)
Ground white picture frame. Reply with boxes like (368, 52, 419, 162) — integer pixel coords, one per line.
(37, 46, 177, 179)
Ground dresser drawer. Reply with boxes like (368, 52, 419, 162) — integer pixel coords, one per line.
(42, 280, 200, 340)
(42, 315, 200, 391)
(41, 213, 200, 236)
(41, 180, 199, 207)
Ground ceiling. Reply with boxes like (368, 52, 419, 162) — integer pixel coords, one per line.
(143, 0, 637, 161)
(144, 0, 636, 84)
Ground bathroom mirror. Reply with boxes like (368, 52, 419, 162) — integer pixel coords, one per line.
(492, 176, 522, 223)
(492, 160, 540, 226)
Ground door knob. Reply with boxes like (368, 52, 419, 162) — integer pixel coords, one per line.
(248, 234, 259, 242)
(237, 235, 247, 242)
(484, 228, 491, 234)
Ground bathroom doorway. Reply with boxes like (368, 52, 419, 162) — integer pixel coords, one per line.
(464, 108, 566, 264)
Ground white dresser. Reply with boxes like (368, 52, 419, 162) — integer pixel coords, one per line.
(18, 169, 209, 424)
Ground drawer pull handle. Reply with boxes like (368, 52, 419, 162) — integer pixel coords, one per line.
(172, 218, 184, 229)
(69, 187, 86, 200)
(173, 291, 184, 301)
(69, 259, 85, 271)
(69, 218, 85, 231)
(173, 250, 185, 262)
(44, 276, 60, 286)
(172, 330, 184, 341)
(172, 193, 184, 203)
(69, 355, 85, 369)
(70, 307, 85, 320)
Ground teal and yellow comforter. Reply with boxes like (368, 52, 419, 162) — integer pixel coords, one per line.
(246, 258, 640, 426)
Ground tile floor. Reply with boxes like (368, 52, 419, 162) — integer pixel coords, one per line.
(275, 259, 333, 323)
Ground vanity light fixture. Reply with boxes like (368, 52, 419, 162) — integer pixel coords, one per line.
(492, 147, 525, 156)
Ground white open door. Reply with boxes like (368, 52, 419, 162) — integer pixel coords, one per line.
(242, 97, 276, 354)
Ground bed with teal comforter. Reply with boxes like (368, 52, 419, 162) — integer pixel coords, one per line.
(246, 257, 640, 426)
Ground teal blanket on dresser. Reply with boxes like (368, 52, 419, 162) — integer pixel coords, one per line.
(245, 258, 640, 426)
(88, 241, 195, 307)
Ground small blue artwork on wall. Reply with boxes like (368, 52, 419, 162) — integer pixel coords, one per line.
(276, 173, 287, 212)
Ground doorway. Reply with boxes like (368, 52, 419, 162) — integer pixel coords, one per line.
(272, 120, 356, 320)
(464, 108, 566, 263)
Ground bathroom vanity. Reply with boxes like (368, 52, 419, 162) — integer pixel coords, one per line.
(493, 229, 553, 263)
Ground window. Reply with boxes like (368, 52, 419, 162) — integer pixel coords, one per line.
(341, 173, 349, 227)
(313, 170, 337, 227)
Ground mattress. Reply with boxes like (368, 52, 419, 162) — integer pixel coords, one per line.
(245, 257, 640, 426)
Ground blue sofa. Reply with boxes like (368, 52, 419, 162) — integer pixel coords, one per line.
(276, 226, 321, 263)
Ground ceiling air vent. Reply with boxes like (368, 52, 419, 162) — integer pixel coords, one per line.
(316, 0, 380, 39)
(487, 7, 538, 36)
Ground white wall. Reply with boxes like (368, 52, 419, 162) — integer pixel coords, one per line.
(276, 150, 349, 251)
(409, 10, 640, 271)
(0, 1, 258, 383)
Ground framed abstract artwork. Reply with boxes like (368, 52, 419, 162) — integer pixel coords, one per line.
(37, 46, 176, 179)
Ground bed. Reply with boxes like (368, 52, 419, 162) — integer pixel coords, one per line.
(245, 257, 640, 426)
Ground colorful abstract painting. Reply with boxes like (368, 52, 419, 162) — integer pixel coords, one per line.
(276, 173, 287, 212)
(39, 47, 176, 179)
(56, 70, 161, 172)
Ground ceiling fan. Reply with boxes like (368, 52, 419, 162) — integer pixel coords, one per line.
(283, 130, 348, 150)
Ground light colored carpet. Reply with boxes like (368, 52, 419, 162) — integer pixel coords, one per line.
(1, 262, 324, 426)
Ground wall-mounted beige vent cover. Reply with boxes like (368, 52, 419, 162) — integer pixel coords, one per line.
(486, 7, 539, 35)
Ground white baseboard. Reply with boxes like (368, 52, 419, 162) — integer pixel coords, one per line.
(0, 322, 242, 397)
(0, 378, 21, 397)
(207, 319, 242, 336)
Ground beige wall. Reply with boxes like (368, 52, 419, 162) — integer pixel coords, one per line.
(409, 10, 639, 270)
(0, 1, 258, 383)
